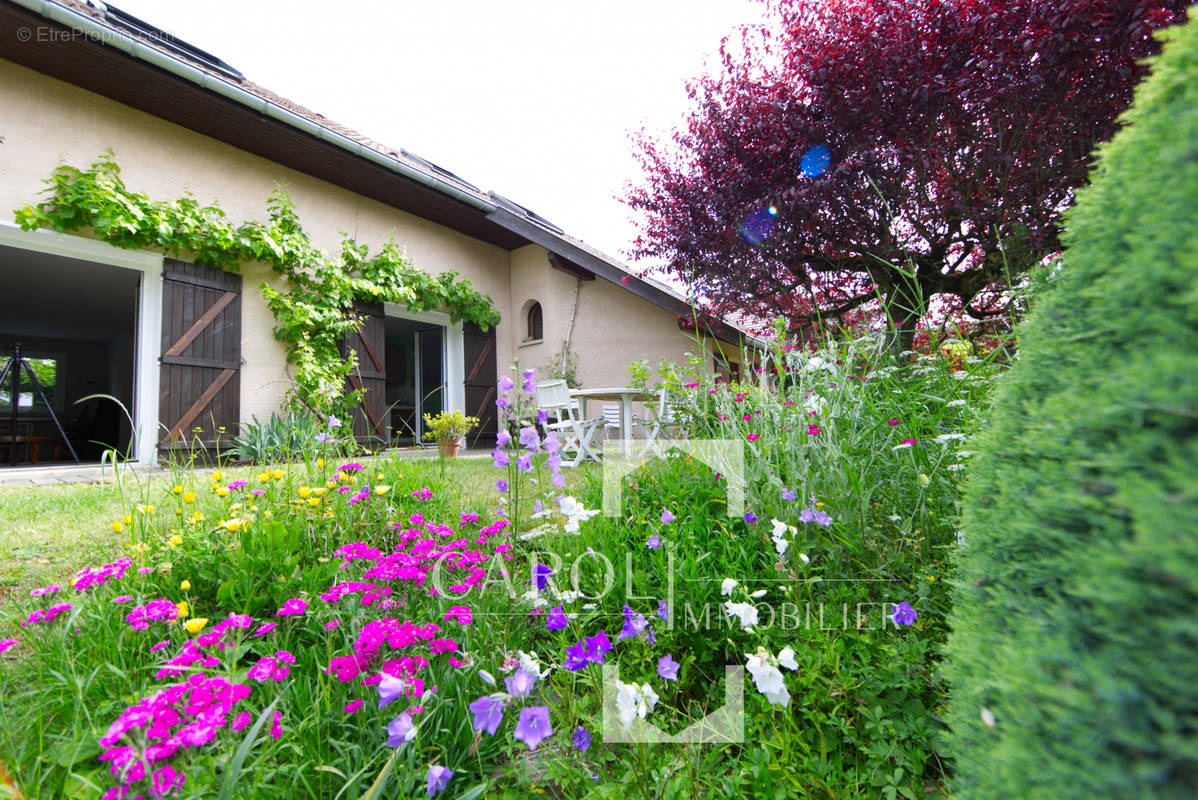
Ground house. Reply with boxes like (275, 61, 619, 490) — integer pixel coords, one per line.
(0, 0, 752, 468)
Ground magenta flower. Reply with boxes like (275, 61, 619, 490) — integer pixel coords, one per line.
(504, 668, 537, 699)
(444, 605, 472, 625)
(344, 699, 364, 714)
(658, 654, 680, 681)
(252, 622, 277, 638)
(387, 711, 416, 747)
(323, 620, 340, 631)
(427, 764, 453, 796)
(546, 607, 567, 630)
(275, 598, 308, 617)
(0, 638, 17, 654)
(888, 419, 900, 425)
(468, 695, 505, 735)
(151, 764, 184, 796)
(513, 706, 553, 750)
(227, 480, 248, 490)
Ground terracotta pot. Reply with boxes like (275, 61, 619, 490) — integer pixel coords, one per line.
(436, 438, 462, 459)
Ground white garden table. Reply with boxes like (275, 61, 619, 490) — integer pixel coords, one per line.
(569, 387, 655, 456)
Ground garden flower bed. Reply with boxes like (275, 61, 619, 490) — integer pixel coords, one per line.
(0, 335, 997, 799)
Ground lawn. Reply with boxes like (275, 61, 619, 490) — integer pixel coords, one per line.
(0, 336, 996, 799)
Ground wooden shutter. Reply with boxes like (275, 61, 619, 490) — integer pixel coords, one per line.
(463, 321, 498, 447)
(158, 259, 241, 453)
(343, 301, 387, 443)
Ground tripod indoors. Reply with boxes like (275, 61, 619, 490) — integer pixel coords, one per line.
(1, 342, 80, 466)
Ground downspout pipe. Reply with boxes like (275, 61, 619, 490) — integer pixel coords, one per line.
(11, 0, 499, 215)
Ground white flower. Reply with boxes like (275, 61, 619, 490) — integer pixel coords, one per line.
(952, 370, 969, 380)
(774, 536, 789, 556)
(559, 590, 580, 604)
(935, 433, 967, 442)
(770, 518, 797, 557)
(946, 399, 967, 408)
(777, 646, 798, 671)
(888, 514, 902, 522)
(720, 578, 738, 596)
(478, 669, 496, 686)
(613, 680, 659, 729)
(980, 707, 996, 730)
(745, 647, 799, 707)
(725, 601, 759, 629)
(947, 464, 965, 471)
(798, 553, 810, 565)
(557, 496, 599, 534)
(517, 651, 544, 678)
(892, 443, 913, 450)
(770, 518, 790, 538)
(745, 649, 790, 707)
(958, 450, 973, 458)
(749, 589, 768, 599)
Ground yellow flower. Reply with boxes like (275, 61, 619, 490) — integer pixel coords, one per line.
(184, 617, 208, 634)
(316, 458, 324, 469)
(180, 580, 191, 591)
(308, 498, 320, 507)
(172, 485, 183, 495)
(212, 471, 224, 481)
(215, 487, 230, 498)
(132, 542, 148, 554)
(176, 601, 189, 617)
(168, 534, 182, 548)
(229, 503, 242, 513)
(219, 519, 244, 532)
(189, 511, 204, 524)
(325, 479, 337, 489)
(183, 491, 196, 504)
(377, 473, 385, 481)
(112, 520, 124, 533)
(271, 469, 284, 480)
(258, 473, 270, 483)
(313, 487, 327, 497)
(298, 486, 312, 499)
(336, 472, 349, 483)
(122, 515, 132, 525)
(264, 510, 273, 519)
(374, 485, 390, 495)
(175, 507, 183, 515)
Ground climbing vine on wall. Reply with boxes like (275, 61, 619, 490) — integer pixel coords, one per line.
(14, 155, 500, 416)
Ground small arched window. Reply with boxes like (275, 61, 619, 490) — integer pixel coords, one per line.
(526, 302, 543, 341)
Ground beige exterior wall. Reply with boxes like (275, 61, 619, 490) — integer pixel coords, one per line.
(1, 58, 736, 432)
(0, 58, 512, 421)
(506, 245, 705, 388)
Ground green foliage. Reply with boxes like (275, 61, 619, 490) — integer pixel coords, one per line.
(231, 410, 324, 464)
(538, 341, 582, 388)
(420, 409, 480, 442)
(15, 155, 500, 416)
(943, 19, 1198, 800)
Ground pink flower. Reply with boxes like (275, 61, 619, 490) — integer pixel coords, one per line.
(269, 710, 283, 739)
(901, 439, 919, 445)
(323, 620, 340, 631)
(0, 638, 17, 654)
(232, 712, 252, 732)
(888, 419, 900, 425)
(444, 606, 472, 625)
(252, 622, 277, 638)
(275, 598, 308, 617)
(746, 434, 760, 441)
(344, 699, 364, 714)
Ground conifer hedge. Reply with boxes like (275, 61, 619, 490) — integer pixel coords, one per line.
(942, 17, 1198, 800)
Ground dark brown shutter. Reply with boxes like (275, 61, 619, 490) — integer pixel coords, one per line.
(463, 321, 498, 447)
(158, 259, 241, 453)
(343, 301, 387, 443)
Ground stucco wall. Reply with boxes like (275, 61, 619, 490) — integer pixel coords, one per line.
(506, 245, 706, 389)
(0, 58, 513, 422)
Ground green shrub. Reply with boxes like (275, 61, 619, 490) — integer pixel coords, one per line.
(943, 19, 1198, 800)
(231, 410, 323, 463)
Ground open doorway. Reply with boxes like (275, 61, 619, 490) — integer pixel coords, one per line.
(384, 317, 444, 446)
(0, 244, 138, 466)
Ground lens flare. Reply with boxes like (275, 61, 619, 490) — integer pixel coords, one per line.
(741, 207, 777, 245)
(800, 145, 832, 178)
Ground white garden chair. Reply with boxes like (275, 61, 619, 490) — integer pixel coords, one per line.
(642, 388, 685, 449)
(534, 379, 601, 467)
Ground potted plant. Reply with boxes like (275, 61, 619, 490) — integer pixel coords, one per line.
(422, 410, 480, 459)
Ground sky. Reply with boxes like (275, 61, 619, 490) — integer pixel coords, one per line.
(104, 0, 765, 267)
